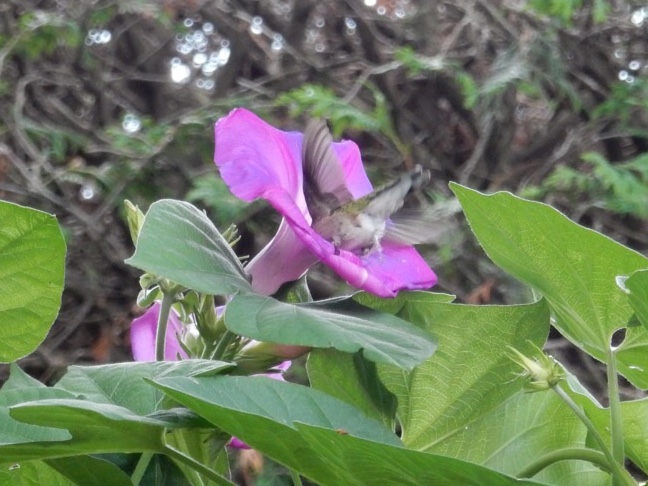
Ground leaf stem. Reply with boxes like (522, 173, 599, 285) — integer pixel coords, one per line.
(163, 444, 235, 486)
(517, 447, 611, 478)
(131, 452, 153, 485)
(607, 344, 624, 466)
(553, 386, 635, 486)
(155, 290, 176, 361)
(290, 468, 303, 486)
(212, 329, 237, 361)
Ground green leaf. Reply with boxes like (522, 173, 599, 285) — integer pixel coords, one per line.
(308, 350, 398, 427)
(373, 298, 550, 448)
(619, 269, 648, 330)
(0, 387, 75, 448)
(224, 294, 437, 370)
(450, 183, 648, 388)
(54, 361, 233, 416)
(45, 455, 134, 486)
(434, 390, 608, 485)
(353, 290, 455, 314)
(569, 366, 648, 477)
(0, 460, 77, 486)
(362, 293, 607, 483)
(1, 364, 46, 391)
(152, 375, 543, 485)
(0, 201, 66, 362)
(2, 400, 167, 462)
(125, 199, 251, 295)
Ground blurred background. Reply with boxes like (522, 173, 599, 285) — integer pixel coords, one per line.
(1, 0, 647, 426)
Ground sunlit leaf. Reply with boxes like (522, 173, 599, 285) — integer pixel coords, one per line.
(0, 201, 65, 362)
(451, 183, 648, 388)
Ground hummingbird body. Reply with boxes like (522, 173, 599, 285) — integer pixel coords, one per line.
(302, 120, 432, 255)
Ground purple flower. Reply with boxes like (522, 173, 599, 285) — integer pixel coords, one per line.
(214, 108, 437, 298)
(130, 302, 187, 361)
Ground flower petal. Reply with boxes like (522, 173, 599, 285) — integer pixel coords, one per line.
(289, 221, 437, 297)
(215, 108, 307, 214)
(246, 219, 318, 295)
(130, 302, 187, 361)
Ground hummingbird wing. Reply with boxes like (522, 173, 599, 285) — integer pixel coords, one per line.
(363, 165, 431, 220)
(384, 199, 461, 245)
(302, 120, 354, 216)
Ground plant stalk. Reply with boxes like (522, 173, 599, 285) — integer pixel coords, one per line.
(290, 468, 303, 486)
(155, 291, 175, 361)
(517, 447, 611, 477)
(131, 452, 153, 485)
(163, 445, 234, 486)
(607, 345, 624, 467)
(553, 386, 635, 486)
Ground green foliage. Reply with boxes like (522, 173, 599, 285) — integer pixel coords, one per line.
(186, 175, 249, 228)
(451, 184, 648, 387)
(527, 151, 648, 219)
(394, 46, 445, 75)
(24, 125, 87, 165)
(225, 294, 437, 370)
(13, 12, 82, 59)
(594, 79, 648, 128)
(275, 84, 385, 137)
(528, 0, 584, 24)
(395, 46, 478, 109)
(529, 0, 610, 23)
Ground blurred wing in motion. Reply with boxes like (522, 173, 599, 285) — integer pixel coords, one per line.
(302, 119, 354, 219)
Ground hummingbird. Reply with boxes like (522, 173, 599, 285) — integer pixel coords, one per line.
(301, 119, 437, 255)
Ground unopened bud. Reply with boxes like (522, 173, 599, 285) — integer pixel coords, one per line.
(508, 344, 563, 392)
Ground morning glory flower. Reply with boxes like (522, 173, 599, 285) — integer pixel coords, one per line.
(214, 108, 437, 297)
(130, 301, 187, 361)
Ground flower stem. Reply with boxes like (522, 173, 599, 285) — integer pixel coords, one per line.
(163, 445, 234, 486)
(517, 447, 611, 478)
(155, 291, 175, 361)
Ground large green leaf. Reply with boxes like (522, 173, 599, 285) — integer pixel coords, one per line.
(358, 294, 608, 484)
(430, 390, 608, 485)
(54, 360, 232, 416)
(451, 183, 648, 388)
(152, 375, 543, 485)
(370, 297, 550, 447)
(125, 199, 252, 295)
(224, 294, 437, 370)
(0, 201, 66, 362)
(2, 400, 168, 462)
(0, 387, 74, 448)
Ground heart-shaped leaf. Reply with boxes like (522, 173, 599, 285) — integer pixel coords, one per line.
(451, 183, 648, 388)
(0, 201, 66, 362)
